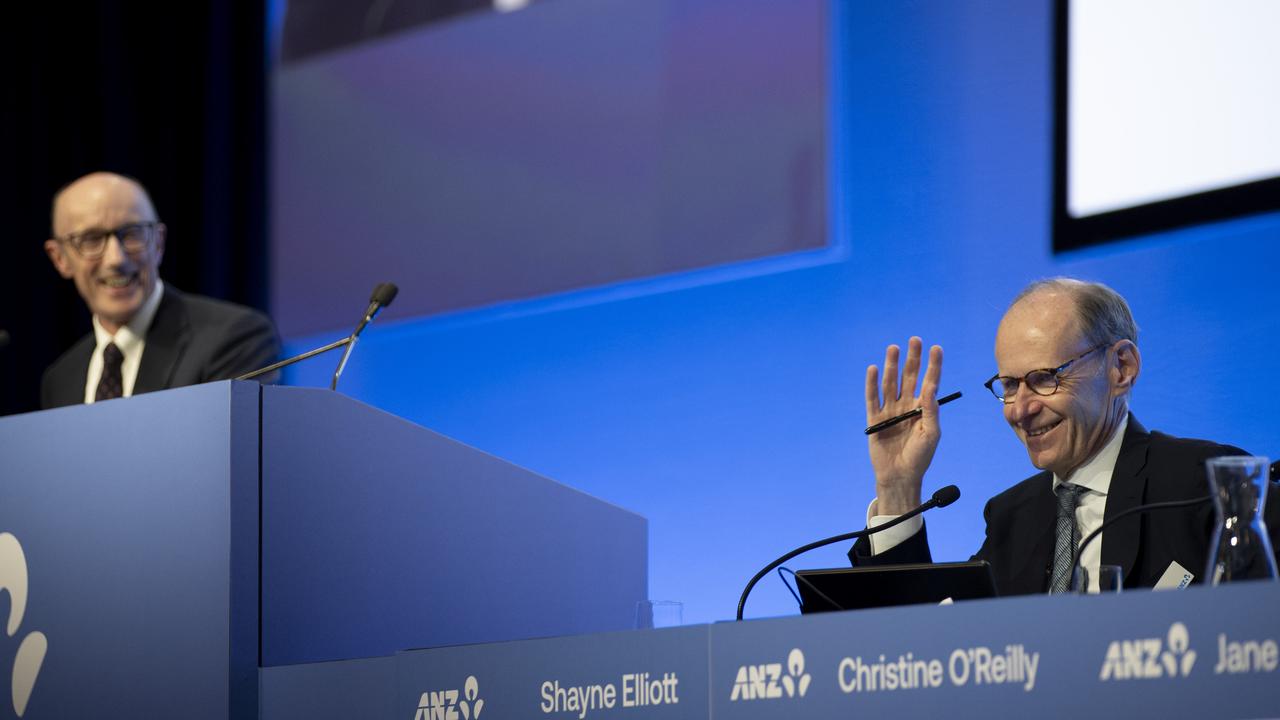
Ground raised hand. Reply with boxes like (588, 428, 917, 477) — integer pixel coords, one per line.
(865, 337, 943, 514)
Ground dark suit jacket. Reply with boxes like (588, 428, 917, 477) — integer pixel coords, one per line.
(849, 416, 1279, 595)
(41, 286, 282, 409)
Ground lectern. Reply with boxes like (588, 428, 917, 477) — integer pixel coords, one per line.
(0, 382, 645, 719)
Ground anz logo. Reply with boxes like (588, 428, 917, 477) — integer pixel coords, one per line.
(730, 648, 811, 701)
(414, 675, 484, 720)
(1, 533, 48, 717)
(1099, 622, 1197, 681)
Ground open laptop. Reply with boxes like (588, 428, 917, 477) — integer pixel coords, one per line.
(795, 561, 998, 613)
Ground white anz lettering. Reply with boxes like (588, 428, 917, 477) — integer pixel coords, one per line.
(730, 663, 782, 700)
(1101, 623, 1197, 681)
(413, 690, 460, 720)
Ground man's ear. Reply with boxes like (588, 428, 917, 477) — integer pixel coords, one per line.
(44, 239, 74, 279)
(1110, 339, 1141, 394)
(152, 222, 166, 266)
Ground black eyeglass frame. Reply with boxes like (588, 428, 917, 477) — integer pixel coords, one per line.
(983, 343, 1109, 403)
(55, 221, 163, 260)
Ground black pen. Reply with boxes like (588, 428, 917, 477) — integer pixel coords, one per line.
(864, 391, 963, 435)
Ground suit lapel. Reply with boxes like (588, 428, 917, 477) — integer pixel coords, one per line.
(1100, 415, 1150, 581)
(52, 336, 96, 408)
(1007, 475, 1058, 594)
(134, 288, 190, 395)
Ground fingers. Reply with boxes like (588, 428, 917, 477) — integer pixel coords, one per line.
(901, 337, 923, 399)
(881, 344, 900, 402)
(922, 344, 943, 398)
(920, 345, 944, 422)
(865, 364, 881, 419)
(872, 339, 943, 421)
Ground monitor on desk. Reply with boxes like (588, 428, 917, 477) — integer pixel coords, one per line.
(796, 561, 998, 613)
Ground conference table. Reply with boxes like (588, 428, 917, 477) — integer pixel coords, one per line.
(264, 580, 1280, 719)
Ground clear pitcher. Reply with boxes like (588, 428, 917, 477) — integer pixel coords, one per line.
(1206, 456, 1278, 584)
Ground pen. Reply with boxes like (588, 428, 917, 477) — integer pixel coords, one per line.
(864, 391, 963, 435)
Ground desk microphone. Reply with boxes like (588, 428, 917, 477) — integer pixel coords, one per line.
(236, 282, 399, 384)
(735, 485, 960, 620)
(331, 282, 398, 391)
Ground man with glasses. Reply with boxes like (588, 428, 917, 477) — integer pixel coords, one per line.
(850, 277, 1276, 594)
(41, 172, 280, 408)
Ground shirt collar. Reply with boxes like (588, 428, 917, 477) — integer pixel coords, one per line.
(91, 279, 165, 352)
(1052, 413, 1129, 496)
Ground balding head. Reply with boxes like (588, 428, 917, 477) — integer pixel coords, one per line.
(45, 172, 166, 334)
(993, 278, 1141, 479)
(52, 172, 158, 236)
(1009, 277, 1138, 349)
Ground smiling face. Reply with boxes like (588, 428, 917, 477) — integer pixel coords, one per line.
(994, 289, 1129, 479)
(45, 173, 166, 334)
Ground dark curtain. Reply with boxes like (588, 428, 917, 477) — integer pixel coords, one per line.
(0, 1, 268, 415)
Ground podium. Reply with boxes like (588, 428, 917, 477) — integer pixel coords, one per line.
(0, 382, 646, 719)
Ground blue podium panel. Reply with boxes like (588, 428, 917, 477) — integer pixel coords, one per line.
(0, 382, 260, 720)
(259, 386, 648, 666)
(395, 626, 710, 720)
(260, 656, 396, 720)
(708, 583, 1280, 719)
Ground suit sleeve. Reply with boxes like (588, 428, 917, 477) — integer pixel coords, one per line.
(202, 308, 283, 383)
(40, 367, 57, 410)
(849, 521, 933, 566)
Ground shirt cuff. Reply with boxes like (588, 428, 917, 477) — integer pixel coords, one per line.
(865, 498, 923, 555)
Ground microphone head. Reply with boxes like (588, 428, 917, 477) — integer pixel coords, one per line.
(370, 282, 399, 308)
(931, 485, 961, 508)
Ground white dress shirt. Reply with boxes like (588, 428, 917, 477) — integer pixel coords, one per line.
(866, 415, 1130, 593)
(84, 280, 165, 403)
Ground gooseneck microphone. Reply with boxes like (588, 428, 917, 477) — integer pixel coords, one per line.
(331, 282, 399, 391)
(235, 282, 399, 384)
(735, 484, 960, 621)
(1070, 495, 1212, 583)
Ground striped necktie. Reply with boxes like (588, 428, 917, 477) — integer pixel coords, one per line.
(1048, 483, 1086, 593)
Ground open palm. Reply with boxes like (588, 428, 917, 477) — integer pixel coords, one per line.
(865, 337, 942, 514)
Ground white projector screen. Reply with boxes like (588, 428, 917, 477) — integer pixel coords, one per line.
(1054, 0, 1280, 250)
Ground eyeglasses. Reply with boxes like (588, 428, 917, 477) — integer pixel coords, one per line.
(56, 222, 160, 260)
(983, 344, 1107, 403)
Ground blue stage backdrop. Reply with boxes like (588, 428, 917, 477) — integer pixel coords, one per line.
(276, 0, 1280, 626)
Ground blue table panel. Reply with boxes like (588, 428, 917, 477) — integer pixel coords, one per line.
(261, 583, 1280, 720)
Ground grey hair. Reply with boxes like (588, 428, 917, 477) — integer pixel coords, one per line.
(1012, 277, 1138, 347)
